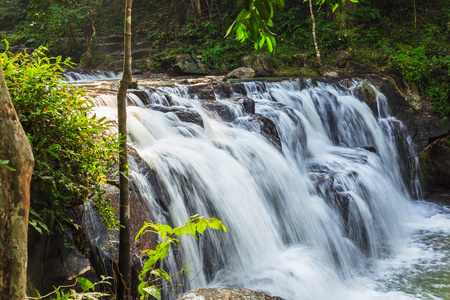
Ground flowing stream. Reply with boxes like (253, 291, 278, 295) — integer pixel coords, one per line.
(86, 77, 449, 300)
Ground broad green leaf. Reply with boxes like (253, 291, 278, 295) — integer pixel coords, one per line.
(143, 286, 161, 300)
(150, 269, 173, 283)
(77, 277, 94, 292)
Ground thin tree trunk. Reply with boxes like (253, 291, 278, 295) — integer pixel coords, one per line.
(117, 0, 133, 299)
(0, 68, 34, 299)
(205, 0, 213, 22)
(308, 0, 322, 65)
(413, 0, 417, 29)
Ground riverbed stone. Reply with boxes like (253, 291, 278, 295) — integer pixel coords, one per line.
(178, 288, 285, 300)
(227, 67, 256, 79)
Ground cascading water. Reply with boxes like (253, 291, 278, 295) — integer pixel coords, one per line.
(63, 70, 122, 82)
(89, 79, 449, 300)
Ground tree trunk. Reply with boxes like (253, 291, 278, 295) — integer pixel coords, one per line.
(308, 0, 322, 65)
(0, 68, 34, 299)
(413, 0, 417, 29)
(117, 0, 133, 299)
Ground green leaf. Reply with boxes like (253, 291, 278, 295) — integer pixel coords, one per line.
(150, 269, 173, 283)
(0, 160, 16, 172)
(254, 1, 270, 22)
(143, 286, 161, 300)
(77, 277, 94, 292)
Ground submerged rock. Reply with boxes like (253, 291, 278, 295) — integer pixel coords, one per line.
(233, 114, 282, 150)
(178, 288, 284, 300)
(201, 101, 236, 122)
(147, 105, 204, 127)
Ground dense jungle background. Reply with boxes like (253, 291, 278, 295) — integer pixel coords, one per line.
(0, 0, 449, 120)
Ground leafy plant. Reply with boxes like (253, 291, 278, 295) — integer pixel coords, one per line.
(27, 276, 111, 300)
(1, 41, 121, 234)
(135, 215, 227, 300)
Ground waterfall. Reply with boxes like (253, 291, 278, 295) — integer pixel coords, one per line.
(88, 79, 449, 300)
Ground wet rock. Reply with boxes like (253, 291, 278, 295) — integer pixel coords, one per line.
(359, 146, 377, 153)
(227, 67, 256, 79)
(419, 138, 450, 190)
(178, 288, 285, 300)
(353, 82, 376, 112)
(233, 114, 282, 150)
(27, 229, 98, 295)
(147, 105, 204, 127)
(235, 96, 255, 114)
(188, 83, 216, 101)
(82, 146, 163, 298)
(202, 101, 236, 122)
(213, 83, 247, 98)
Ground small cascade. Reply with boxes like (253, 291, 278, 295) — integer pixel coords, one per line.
(87, 78, 448, 300)
(63, 70, 122, 82)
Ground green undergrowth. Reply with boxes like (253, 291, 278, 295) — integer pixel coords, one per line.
(1, 42, 121, 234)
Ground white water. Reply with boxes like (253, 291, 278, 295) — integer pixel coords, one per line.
(91, 79, 449, 300)
(63, 70, 122, 82)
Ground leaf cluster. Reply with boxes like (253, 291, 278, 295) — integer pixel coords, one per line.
(135, 215, 227, 300)
(1, 41, 121, 233)
(226, 0, 285, 52)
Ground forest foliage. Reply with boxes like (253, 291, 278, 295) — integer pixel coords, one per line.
(1, 43, 120, 234)
(1, 0, 447, 119)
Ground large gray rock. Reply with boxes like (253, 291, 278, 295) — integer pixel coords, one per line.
(178, 288, 284, 300)
(227, 67, 256, 79)
(175, 54, 211, 75)
(241, 54, 274, 77)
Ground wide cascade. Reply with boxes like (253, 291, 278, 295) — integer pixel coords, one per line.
(89, 78, 448, 300)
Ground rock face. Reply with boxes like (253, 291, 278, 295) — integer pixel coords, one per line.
(82, 146, 160, 298)
(365, 76, 450, 191)
(227, 67, 256, 79)
(419, 138, 450, 190)
(178, 288, 284, 300)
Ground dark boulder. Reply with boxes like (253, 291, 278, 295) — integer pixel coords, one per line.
(235, 96, 255, 114)
(82, 146, 163, 298)
(147, 105, 204, 127)
(241, 54, 274, 77)
(419, 138, 450, 190)
(201, 101, 236, 122)
(188, 83, 216, 101)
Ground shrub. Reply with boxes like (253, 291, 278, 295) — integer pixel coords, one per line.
(1, 42, 120, 233)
